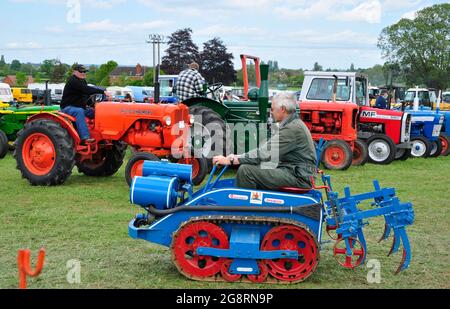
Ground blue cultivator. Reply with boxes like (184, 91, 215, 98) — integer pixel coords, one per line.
(129, 161, 414, 283)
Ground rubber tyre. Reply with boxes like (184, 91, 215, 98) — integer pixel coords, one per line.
(190, 156, 208, 186)
(125, 152, 160, 186)
(429, 139, 443, 158)
(410, 136, 432, 158)
(352, 139, 368, 166)
(439, 133, 450, 156)
(321, 140, 353, 170)
(0, 130, 8, 159)
(77, 141, 127, 177)
(189, 106, 232, 172)
(366, 134, 396, 165)
(14, 119, 75, 186)
(395, 147, 410, 161)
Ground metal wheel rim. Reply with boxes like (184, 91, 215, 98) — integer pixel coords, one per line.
(411, 140, 426, 157)
(368, 140, 390, 162)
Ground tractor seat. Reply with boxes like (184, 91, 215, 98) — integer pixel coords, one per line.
(279, 187, 312, 194)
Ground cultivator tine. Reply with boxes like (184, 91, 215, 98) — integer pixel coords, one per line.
(388, 229, 402, 256)
(395, 228, 412, 274)
(378, 223, 391, 243)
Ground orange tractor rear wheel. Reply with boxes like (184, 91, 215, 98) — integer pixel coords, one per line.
(77, 141, 127, 177)
(14, 119, 75, 186)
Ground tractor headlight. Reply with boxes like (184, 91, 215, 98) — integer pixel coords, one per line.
(165, 116, 172, 126)
(189, 114, 195, 124)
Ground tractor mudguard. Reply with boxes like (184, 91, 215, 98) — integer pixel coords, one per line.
(182, 97, 229, 119)
(27, 112, 81, 145)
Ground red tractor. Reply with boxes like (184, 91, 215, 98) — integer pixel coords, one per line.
(14, 96, 208, 186)
(300, 72, 412, 167)
(299, 101, 361, 170)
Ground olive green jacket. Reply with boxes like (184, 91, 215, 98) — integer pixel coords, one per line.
(238, 113, 317, 179)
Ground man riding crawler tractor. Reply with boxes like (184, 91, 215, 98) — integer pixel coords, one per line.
(14, 65, 209, 186)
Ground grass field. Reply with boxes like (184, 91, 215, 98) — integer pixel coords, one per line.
(0, 152, 449, 289)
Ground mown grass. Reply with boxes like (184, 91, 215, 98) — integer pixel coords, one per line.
(0, 151, 449, 289)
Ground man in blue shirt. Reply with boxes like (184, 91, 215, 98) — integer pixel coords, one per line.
(375, 90, 389, 109)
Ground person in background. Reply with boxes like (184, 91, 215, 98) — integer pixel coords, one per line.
(175, 62, 206, 102)
(375, 89, 389, 109)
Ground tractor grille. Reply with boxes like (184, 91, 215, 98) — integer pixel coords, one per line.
(405, 114, 411, 135)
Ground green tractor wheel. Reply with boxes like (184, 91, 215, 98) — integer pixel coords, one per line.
(189, 106, 232, 171)
(0, 130, 8, 159)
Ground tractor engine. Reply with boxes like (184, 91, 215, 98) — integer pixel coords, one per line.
(94, 102, 191, 151)
(299, 101, 358, 138)
(301, 110, 342, 134)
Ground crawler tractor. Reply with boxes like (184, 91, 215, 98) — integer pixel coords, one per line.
(14, 96, 208, 186)
(129, 156, 414, 283)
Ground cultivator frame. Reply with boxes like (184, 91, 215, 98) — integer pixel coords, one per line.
(129, 160, 414, 283)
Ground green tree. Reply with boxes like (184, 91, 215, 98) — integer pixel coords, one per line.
(143, 70, 155, 86)
(51, 61, 69, 83)
(200, 38, 236, 85)
(40, 59, 56, 76)
(313, 62, 323, 71)
(0, 55, 5, 70)
(89, 61, 118, 86)
(10, 60, 21, 72)
(15, 72, 27, 86)
(378, 3, 450, 90)
(161, 28, 200, 74)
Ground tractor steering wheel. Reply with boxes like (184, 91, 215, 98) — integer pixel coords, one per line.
(208, 83, 223, 94)
(86, 93, 105, 108)
(206, 83, 223, 101)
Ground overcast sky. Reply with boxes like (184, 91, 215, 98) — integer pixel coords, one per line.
(1, 0, 447, 70)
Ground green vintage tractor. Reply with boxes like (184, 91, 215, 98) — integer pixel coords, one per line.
(181, 55, 271, 162)
(0, 102, 60, 159)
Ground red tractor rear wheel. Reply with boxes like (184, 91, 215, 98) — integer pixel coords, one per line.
(352, 139, 368, 166)
(439, 133, 450, 156)
(14, 119, 75, 186)
(125, 152, 160, 186)
(321, 140, 353, 170)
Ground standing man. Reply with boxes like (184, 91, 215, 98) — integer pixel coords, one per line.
(175, 62, 206, 102)
(375, 90, 389, 109)
(213, 93, 317, 190)
(61, 64, 110, 144)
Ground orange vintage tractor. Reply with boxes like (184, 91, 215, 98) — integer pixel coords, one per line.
(14, 95, 208, 186)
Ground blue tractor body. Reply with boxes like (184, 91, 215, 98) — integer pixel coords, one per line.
(404, 107, 446, 157)
(128, 159, 414, 283)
